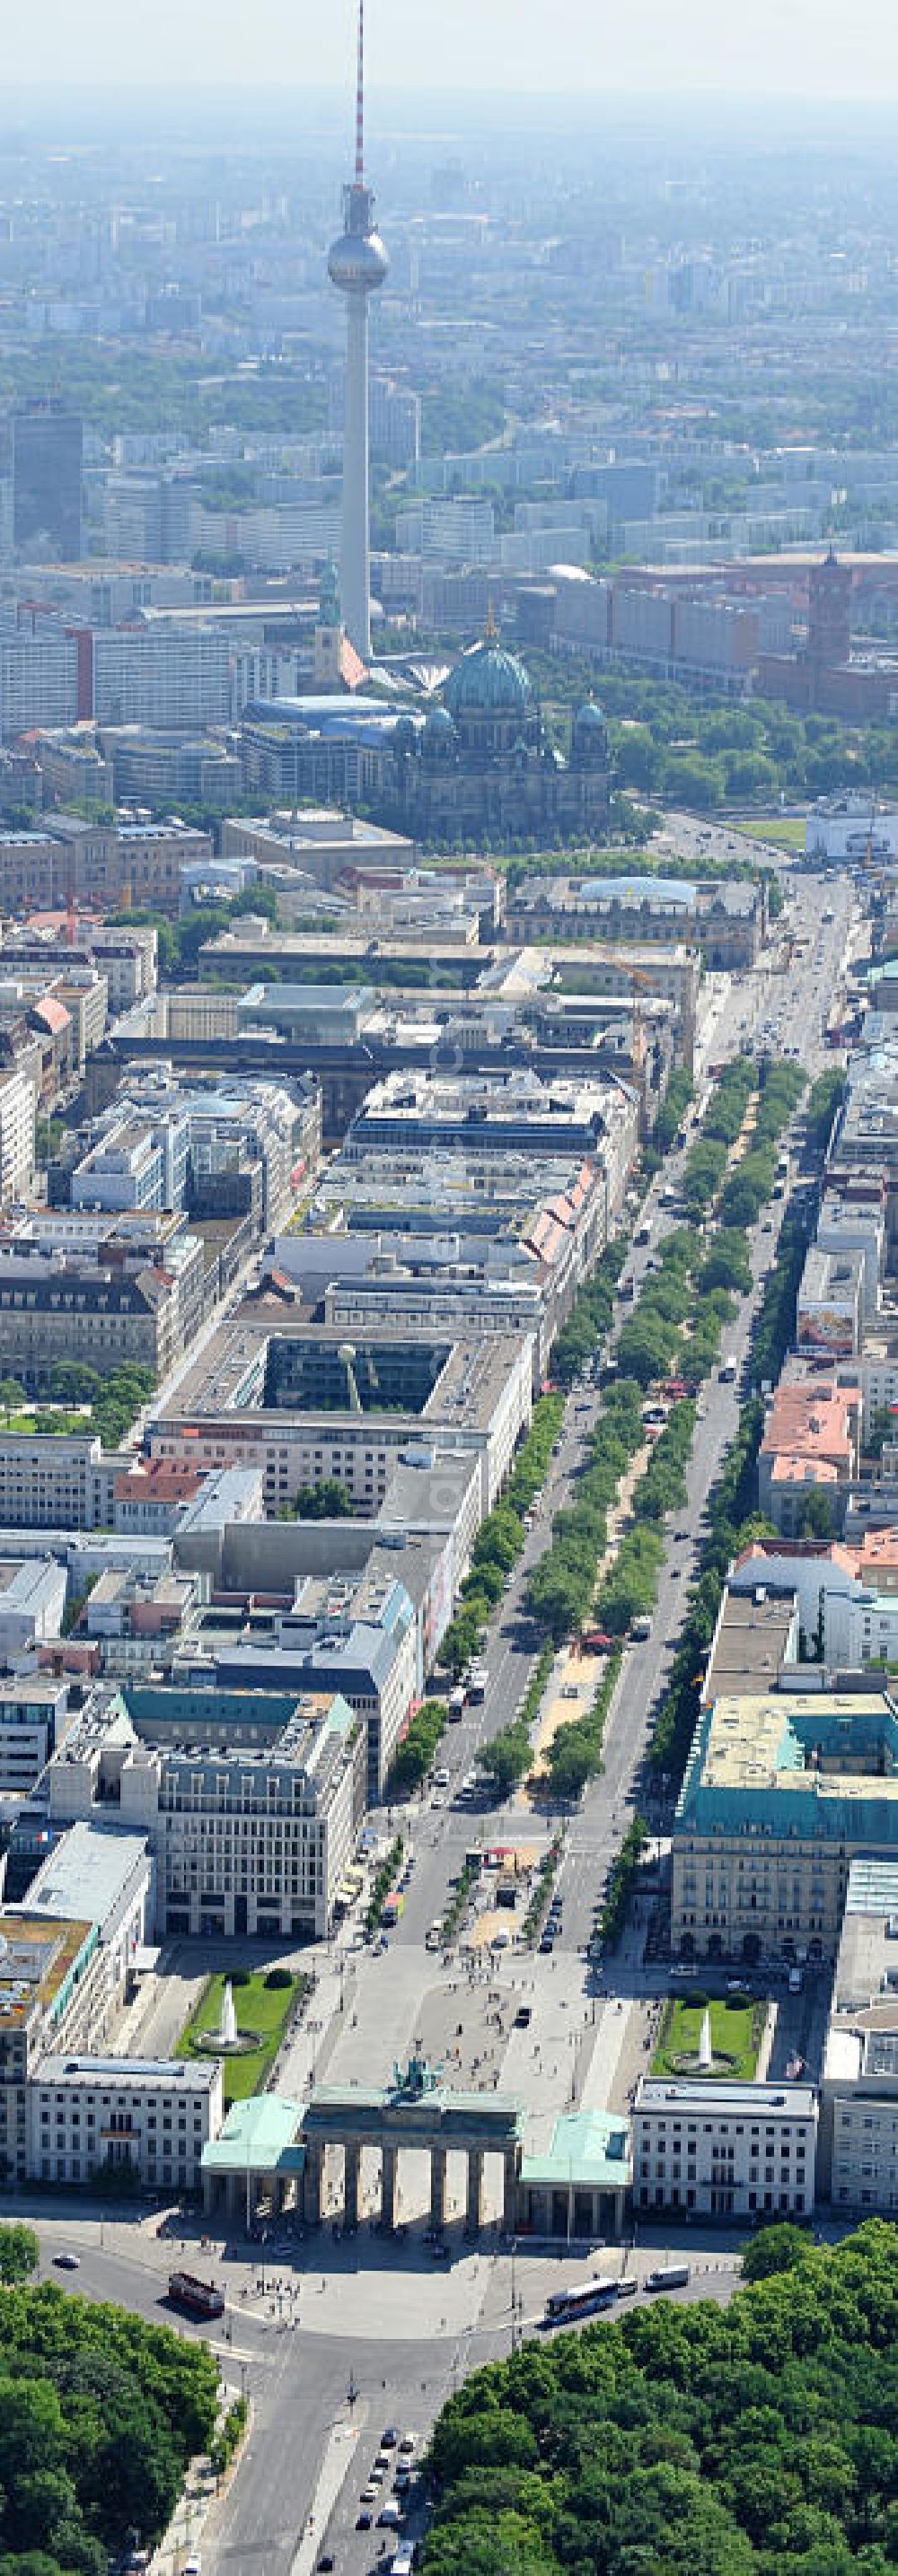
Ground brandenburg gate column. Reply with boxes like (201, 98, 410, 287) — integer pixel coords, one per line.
(304, 2137, 324, 2227)
(381, 2141, 398, 2230)
(503, 2145, 518, 2235)
(344, 2140, 362, 2229)
(429, 2144, 448, 2235)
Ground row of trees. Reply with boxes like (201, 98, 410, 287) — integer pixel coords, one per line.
(389, 1700, 449, 1796)
(650, 1067, 695, 1159)
(648, 1395, 772, 1782)
(422, 2221, 898, 2576)
(525, 1376, 646, 1641)
(542, 1647, 623, 1804)
(806, 1064, 847, 1152)
(550, 1241, 626, 1391)
(598, 1809, 649, 1945)
(476, 1645, 555, 1801)
(438, 1397, 565, 1678)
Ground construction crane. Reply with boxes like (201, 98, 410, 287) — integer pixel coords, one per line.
(564, 942, 696, 1075)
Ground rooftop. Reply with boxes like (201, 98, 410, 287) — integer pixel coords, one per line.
(703, 1585, 797, 1699)
(637, 2077, 817, 2116)
(201, 2093, 306, 2175)
(0, 1910, 93, 2027)
(28, 1821, 151, 1929)
(762, 1381, 859, 1466)
(518, 2106, 631, 2190)
(678, 1687, 898, 1837)
(39, 2050, 220, 2090)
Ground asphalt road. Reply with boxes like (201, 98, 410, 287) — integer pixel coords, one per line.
(27, 880, 859, 2576)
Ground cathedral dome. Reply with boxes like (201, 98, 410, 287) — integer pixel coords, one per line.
(575, 697, 605, 731)
(444, 637, 533, 720)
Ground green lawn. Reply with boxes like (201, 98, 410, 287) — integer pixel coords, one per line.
(652, 1993, 764, 2083)
(736, 816, 806, 851)
(175, 1969, 307, 2105)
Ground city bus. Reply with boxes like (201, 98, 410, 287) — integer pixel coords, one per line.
(542, 2275, 618, 2327)
(168, 2271, 224, 2321)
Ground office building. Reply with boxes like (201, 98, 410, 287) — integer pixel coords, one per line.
(46, 1681, 366, 1941)
(820, 1860, 898, 2213)
(29, 2051, 220, 2194)
(0, 1068, 36, 1202)
(0, 1555, 67, 1665)
(0, 634, 79, 740)
(0, 1229, 203, 1394)
(149, 1310, 533, 1524)
(10, 403, 83, 561)
(633, 2079, 817, 2222)
(0, 1677, 72, 1794)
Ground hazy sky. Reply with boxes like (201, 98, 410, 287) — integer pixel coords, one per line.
(5, 0, 898, 101)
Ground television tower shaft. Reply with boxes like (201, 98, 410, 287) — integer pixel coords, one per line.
(327, 0, 388, 660)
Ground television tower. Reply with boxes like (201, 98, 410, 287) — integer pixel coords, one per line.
(327, 0, 388, 659)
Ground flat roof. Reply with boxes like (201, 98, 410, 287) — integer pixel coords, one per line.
(519, 2107, 631, 2189)
(704, 1588, 797, 1698)
(637, 2078, 817, 2116)
(679, 1687, 898, 1836)
(29, 1821, 151, 1928)
(201, 2094, 306, 2173)
(38, 2051, 219, 2089)
(0, 1910, 93, 2026)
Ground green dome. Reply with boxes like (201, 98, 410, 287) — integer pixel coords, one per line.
(444, 638, 533, 718)
(575, 697, 605, 728)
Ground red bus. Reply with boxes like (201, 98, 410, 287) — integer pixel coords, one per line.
(168, 2270, 224, 2321)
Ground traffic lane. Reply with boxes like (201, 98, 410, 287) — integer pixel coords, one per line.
(213, 2327, 452, 2576)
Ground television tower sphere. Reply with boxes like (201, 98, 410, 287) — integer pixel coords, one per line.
(327, 3, 388, 661)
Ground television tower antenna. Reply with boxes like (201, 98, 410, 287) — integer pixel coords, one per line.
(356, 0, 365, 180)
(327, 0, 388, 661)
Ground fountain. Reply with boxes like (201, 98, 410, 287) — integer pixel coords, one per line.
(698, 2007, 713, 2072)
(195, 1976, 257, 2058)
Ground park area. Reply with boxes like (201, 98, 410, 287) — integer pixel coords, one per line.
(175, 1968, 307, 2106)
(652, 1992, 765, 2083)
(736, 815, 806, 851)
